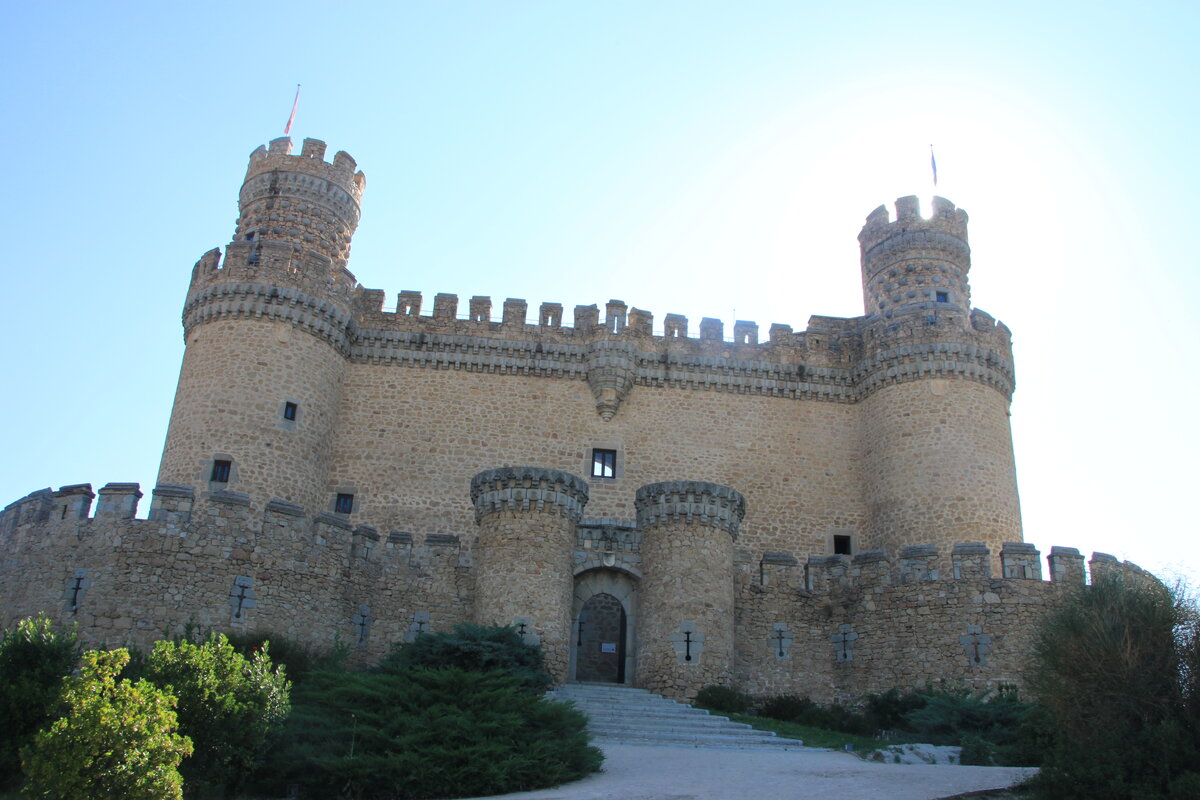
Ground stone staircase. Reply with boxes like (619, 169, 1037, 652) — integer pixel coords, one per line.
(549, 683, 806, 749)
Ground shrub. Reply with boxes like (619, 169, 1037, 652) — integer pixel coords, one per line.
(225, 629, 348, 683)
(379, 623, 551, 693)
(144, 633, 290, 798)
(1027, 572, 1200, 798)
(0, 615, 79, 787)
(901, 686, 1032, 749)
(864, 687, 928, 731)
(694, 685, 753, 714)
(757, 694, 817, 722)
(254, 667, 602, 799)
(22, 648, 193, 800)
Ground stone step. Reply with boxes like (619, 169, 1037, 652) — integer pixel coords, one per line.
(548, 683, 805, 750)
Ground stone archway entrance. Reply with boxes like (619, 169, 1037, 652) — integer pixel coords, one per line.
(569, 569, 637, 684)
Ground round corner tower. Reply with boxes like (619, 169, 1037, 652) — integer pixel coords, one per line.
(855, 196, 1021, 564)
(157, 137, 366, 512)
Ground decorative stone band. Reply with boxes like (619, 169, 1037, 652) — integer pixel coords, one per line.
(470, 467, 590, 523)
(634, 481, 746, 539)
(183, 282, 353, 354)
(180, 282, 1013, 402)
(852, 340, 1014, 399)
(861, 228, 971, 279)
(352, 328, 1012, 403)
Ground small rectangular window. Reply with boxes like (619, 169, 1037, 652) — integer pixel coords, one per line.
(935, 291, 949, 303)
(211, 460, 231, 483)
(283, 402, 298, 421)
(335, 493, 354, 514)
(833, 534, 852, 555)
(591, 449, 617, 479)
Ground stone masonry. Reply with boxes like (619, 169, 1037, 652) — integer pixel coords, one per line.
(0, 136, 1149, 701)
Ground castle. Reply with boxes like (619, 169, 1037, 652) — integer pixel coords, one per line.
(0, 137, 1145, 701)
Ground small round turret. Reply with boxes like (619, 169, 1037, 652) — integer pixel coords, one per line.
(237, 137, 365, 271)
(858, 196, 970, 318)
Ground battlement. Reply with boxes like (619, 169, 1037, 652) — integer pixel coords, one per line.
(858, 195, 969, 254)
(792, 541, 1145, 594)
(0, 482, 463, 568)
(245, 137, 365, 202)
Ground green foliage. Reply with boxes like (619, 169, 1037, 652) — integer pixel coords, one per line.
(254, 667, 602, 799)
(144, 633, 290, 799)
(0, 615, 79, 787)
(694, 685, 753, 714)
(1027, 574, 1200, 799)
(22, 648, 193, 800)
(379, 623, 551, 693)
(752, 686, 1040, 765)
(224, 629, 349, 683)
(752, 693, 873, 735)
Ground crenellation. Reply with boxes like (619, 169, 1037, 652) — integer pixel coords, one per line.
(469, 295, 491, 322)
(502, 297, 527, 325)
(539, 302, 562, 327)
(664, 313, 687, 338)
(898, 544, 939, 582)
(54, 484, 96, 521)
(397, 290, 422, 315)
(1048, 546, 1085, 585)
(149, 483, 193, 523)
(699, 317, 723, 341)
(433, 292, 458, 318)
(733, 320, 759, 345)
(95, 482, 142, 520)
(1088, 552, 1121, 583)
(1001, 542, 1042, 579)
(952, 542, 992, 579)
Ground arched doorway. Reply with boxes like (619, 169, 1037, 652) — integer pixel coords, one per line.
(575, 593, 626, 682)
(569, 569, 637, 684)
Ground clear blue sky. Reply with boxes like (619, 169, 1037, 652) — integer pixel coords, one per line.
(2, 1, 1197, 583)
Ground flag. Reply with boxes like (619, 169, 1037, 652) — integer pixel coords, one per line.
(930, 145, 938, 188)
(284, 84, 301, 136)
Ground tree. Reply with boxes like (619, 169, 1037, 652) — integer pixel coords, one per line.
(23, 648, 193, 800)
(0, 615, 79, 786)
(144, 633, 289, 798)
(1028, 572, 1200, 799)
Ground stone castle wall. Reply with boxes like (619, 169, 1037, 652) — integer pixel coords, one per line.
(0, 480, 1143, 703)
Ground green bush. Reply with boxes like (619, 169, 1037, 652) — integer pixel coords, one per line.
(0, 615, 79, 787)
(754, 693, 874, 735)
(863, 687, 928, 731)
(225, 629, 348, 683)
(695, 685, 753, 714)
(22, 649, 193, 800)
(757, 694, 817, 722)
(144, 633, 290, 799)
(379, 623, 551, 693)
(1027, 572, 1200, 799)
(901, 686, 1032, 749)
(254, 667, 602, 799)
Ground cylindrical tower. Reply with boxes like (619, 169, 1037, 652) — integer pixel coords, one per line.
(157, 137, 366, 513)
(635, 481, 745, 699)
(859, 194, 970, 319)
(470, 467, 589, 682)
(855, 197, 1021, 562)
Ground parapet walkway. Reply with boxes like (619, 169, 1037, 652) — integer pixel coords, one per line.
(547, 682, 805, 748)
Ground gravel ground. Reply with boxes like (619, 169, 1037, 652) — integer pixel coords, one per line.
(459, 743, 1036, 800)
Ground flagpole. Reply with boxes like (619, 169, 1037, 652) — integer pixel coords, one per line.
(284, 84, 301, 136)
